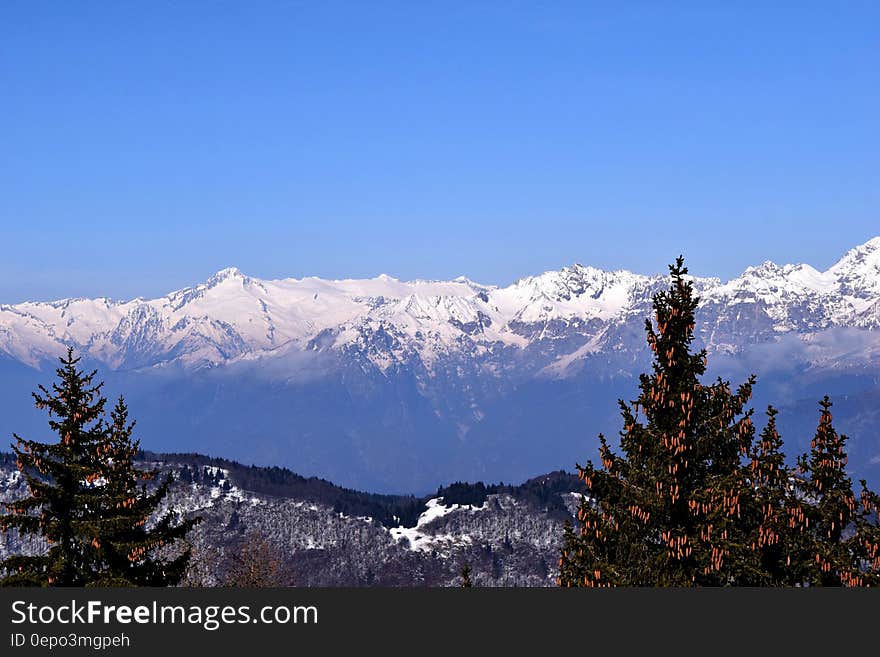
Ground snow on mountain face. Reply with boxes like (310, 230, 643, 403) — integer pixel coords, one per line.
(699, 238, 880, 335)
(2, 238, 880, 374)
(828, 237, 880, 301)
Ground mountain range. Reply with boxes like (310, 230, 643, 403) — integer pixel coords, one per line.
(0, 452, 580, 586)
(1, 238, 879, 492)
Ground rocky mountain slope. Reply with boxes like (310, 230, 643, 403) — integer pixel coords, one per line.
(0, 452, 582, 587)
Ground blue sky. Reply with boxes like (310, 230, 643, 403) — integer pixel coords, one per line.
(1, 2, 878, 302)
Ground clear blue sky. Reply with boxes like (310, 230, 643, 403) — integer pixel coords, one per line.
(2, 1, 878, 303)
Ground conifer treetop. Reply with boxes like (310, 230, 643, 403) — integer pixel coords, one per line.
(0, 349, 199, 587)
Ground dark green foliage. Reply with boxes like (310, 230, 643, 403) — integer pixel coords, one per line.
(148, 453, 425, 527)
(436, 472, 582, 519)
(0, 350, 108, 586)
(559, 258, 758, 586)
(559, 259, 880, 587)
(787, 398, 880, 586)
(0, 350, 198, 586)
(86, 397, 199, 586)
(437, 482, 490, 507)
(460, 563, 473, 587)
(740, 406, 797, 585)
(141, 453, 581, 528)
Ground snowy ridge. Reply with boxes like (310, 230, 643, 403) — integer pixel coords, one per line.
(2, 238, 880, 373)
(157, 464, 262, 516)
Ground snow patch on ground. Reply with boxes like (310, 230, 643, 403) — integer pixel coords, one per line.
(2, 470, 22, 488)
(389, 497, 485, 552)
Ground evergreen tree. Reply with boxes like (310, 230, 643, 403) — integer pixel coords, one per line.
(789, 398, 880, 586)
(460, 563, 473, 588)
(87, 397, 199, 586)
(559, 258, 758, 586)
(0, 349, 197, 586)
(0, 349, 108, 585)
(741, 406, 798, 585)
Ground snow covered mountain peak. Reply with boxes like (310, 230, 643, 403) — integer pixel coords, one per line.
(828, 237, 880, 274)
(507, 264, 650, 306)
(205, 266, 247, 287)
(734, 260, 831, 292)
(2, 238, 880, 372)
(835, 235, 880, 258)
(827, 237, 880, 299)
(742, 260, 790, 277)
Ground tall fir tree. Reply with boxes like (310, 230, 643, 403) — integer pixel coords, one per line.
(0, 349, 198, 586)
(741, 406, 798, 585)
(558, 258, 758, 586)
(789, 398, 880, 586)
(87, 397, 198, 586)
(0, 349, 108, 585)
